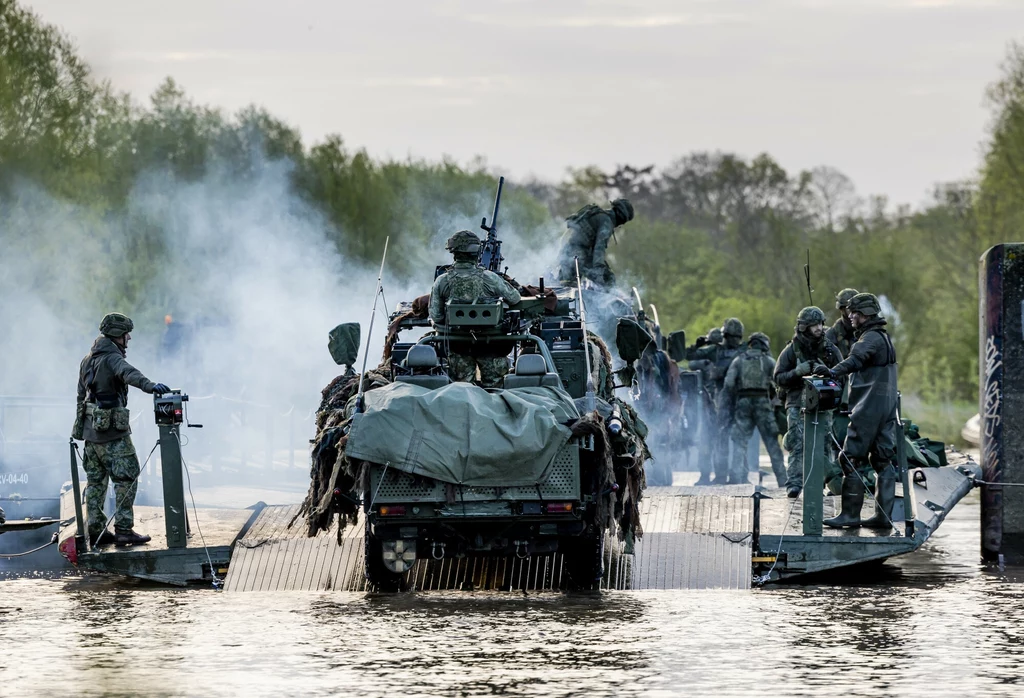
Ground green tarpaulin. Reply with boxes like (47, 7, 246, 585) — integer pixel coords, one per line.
(345, 381, 578, 487)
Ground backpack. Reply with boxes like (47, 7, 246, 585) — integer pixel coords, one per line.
(737, 351, 769, 392)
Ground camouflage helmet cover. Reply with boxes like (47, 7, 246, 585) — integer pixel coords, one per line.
(722, 317, 744, 338)
(99, 312, 134, 338)
(835, 288, 859, 310)
(847, 292, 881, 316)
(707, 327, 723, 344)
(748, 331, 770, 350)
(610, 198, 634, 226)
(796, 306, 826, 330)
(445, 230, 482, 255)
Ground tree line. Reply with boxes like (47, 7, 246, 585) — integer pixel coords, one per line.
(3, 0, 1022, 411)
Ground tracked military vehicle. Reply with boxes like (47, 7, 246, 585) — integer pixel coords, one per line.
(302, 181, 649, 591)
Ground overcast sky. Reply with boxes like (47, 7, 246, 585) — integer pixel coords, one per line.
(26, 0, 1024, 207)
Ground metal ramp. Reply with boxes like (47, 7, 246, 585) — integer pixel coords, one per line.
(223, 485, 756, 592)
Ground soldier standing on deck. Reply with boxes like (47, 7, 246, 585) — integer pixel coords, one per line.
(687, 327, 723, 486)
(814, 293, 899, 529)
(718, 333, 787, 487)
(774, 307, 844, 498)
(429, 230, 522, 388)
(712, 318, 746, 483)
(73, 313, 169, 547)
(825, 288, 859, 359)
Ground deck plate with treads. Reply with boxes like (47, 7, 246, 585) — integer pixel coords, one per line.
(224, 485, 755, 592)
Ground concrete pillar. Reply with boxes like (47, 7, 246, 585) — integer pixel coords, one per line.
(980, 244, 1024, 563)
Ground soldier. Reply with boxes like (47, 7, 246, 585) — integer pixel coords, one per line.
(557, 198, 634, 287)
(825, 288, 859, 457)
(429, 230, 522, 388)
(814, 293, 899, 529)
(774, 307, 844, 498)
(687, 328, 723, 486)
(825, 288, 859, 359)
(74, 313, 169, 547)
(711, 318, 746, 483)
(718, 333, 786, 486)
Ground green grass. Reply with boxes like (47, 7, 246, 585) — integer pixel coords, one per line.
(901, 396, 977, 447)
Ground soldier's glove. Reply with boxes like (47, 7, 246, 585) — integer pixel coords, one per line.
(794, 361, 813, 376)
(812, 365, 836, 380)
(152, 383, 170, 396)
(695, 335, 708, 348)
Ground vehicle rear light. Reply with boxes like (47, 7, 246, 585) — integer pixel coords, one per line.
(378, 505, 406, 516)
(545, 502, 573, 514)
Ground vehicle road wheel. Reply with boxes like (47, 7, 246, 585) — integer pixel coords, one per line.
(364, 521, 405, 592)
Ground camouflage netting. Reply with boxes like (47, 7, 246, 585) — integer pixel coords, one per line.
(293, 363, 392, 540)
(296, 335, 651, 546)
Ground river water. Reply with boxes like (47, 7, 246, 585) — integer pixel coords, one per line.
(1, 492, 1022, 697)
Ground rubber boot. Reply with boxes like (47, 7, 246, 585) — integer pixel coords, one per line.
(824, 475, 865, 528)
(115, 529, 152, 547)
(862, 464, 896, 529)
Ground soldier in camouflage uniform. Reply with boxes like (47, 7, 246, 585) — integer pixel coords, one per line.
(825, 288, 859, 359)
(557, 199, 634, 287)
(74, 313, 169, 547)
(718, 333, 786, 486)
(773, 307, 844, 498)
(429, 230, 522, 388)
(686, 327, 723, 485)
(824, 288, 858, 457)
(815, 293, 899, 529)
(709, 318, 746, 483)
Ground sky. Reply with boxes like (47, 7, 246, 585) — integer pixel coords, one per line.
(25, 0, 1024, 208)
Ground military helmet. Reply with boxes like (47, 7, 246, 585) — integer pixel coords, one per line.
(722, 317, 744, 338)
(835, 288, 859, 310)
(99, 312, 134, 338)
(610, 198, 635, 226)
(796, 306, 826, 330)
(445, 230, 481, 255)
(748, 332, 770, 351)
(847, 292, 881, 316)
(707, 327, 723, 344)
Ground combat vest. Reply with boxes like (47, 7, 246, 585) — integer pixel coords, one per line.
(736, 349, 771, 396)
(78, 336, 140, 443)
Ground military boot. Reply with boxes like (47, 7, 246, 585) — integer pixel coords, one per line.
(90, 530, 116, 547)
(115, 529, 151, 547)
(862, 464, 897, 529)
(824, 475, 865, 528)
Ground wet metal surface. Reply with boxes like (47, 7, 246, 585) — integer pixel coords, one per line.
(1, 494, 1023, 697)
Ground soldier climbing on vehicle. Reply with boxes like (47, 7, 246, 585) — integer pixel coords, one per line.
(429, 230, 522, 388)
(718, 332, 787, 487)
(556, 198, 634, 287)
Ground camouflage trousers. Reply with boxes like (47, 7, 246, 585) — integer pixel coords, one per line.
(83, 436, 140, 536)
(731, 397, 785, 485)
(783, 406, 847, 491)
(448, 353, 510, 389)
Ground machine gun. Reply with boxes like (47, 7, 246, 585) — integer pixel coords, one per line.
(479, 176, 505, 273)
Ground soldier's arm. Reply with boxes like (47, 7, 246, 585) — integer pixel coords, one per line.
(773, 346, 802, 387)
(686, 343, 715, 361)
(428, 276, 447, 324)
(832, 331, 881, 378)
(493, 275, 522, 304)
(591, 215, 615, 267)
(109, 354, 157, 394)
(77, 357, 88, 402)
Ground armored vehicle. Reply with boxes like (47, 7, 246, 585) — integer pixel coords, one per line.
(302, 183, 649, 591)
